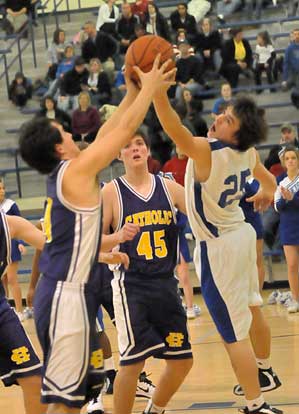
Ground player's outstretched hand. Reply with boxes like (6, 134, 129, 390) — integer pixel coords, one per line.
(124, 68, 140, 97)
(99, 251, 130, 269)
(246, 189, 273, 212)
(133, 54, 176, 93)
(118, 223, 140, 243)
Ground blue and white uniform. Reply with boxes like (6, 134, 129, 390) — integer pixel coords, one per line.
(239, 178, 264, 240)
(112, 174, 192, 365)
(0, 199, 23, 262)
(185, 139, 262, 343)
(274, 174, 299, 245)
(0, 211, 41, 386)
(34, 160, 104, 408)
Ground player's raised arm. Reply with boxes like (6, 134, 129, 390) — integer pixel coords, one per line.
(6, 215, 45, 251)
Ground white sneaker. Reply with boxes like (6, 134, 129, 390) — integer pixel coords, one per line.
(193, 304, 201, 316)
(136, 372, 155, 399)
(86, 394, 104, 414)
(287, 299, 299, 313)
(277, 291, 292, 305)
(186, 307, 196, 319)
(267, 290, 280, 305)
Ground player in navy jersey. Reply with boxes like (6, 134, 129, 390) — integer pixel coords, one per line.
(274, 146, 299, 313)
(18, 57, 176, 414)
(0, 210, 46, 414)
(240, 178, 265, 291)
(153, 81, 282, 414)
(102, 130, 193, 414)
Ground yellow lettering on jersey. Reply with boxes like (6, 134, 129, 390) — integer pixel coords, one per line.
(136, 231, 153, 260)
(44, 197, 53, 243)
(154, 230, 167, 258)
(90, 349, 103, 369)
(124, 210, 173, 228)
(144, 211, 152, 226)
(11, 346, 30, 365)
(151, 210, 158, 225)
(166, 332, 184, 348)
(125, 215, 133, 224)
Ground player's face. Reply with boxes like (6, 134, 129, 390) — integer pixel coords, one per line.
(0, 183, 5, 201)
(52, 122, 80, 159)
(284, 151, 299, 172)
(208, 106, 240, 145)
(120, 136, 149, 167)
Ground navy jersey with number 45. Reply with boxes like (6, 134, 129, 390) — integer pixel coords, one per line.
(114, 175, 179, 278)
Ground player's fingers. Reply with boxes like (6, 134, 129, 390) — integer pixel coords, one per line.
(163, 68, 177, 80)
(121, 253, 130, 269)
(152, 53, 161, 69)
(133, 65, 143, 80)
(160, 58, 173, 72)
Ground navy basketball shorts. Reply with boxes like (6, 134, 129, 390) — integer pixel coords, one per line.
(0, 297, 41, 386)
(34, 276, 105, 408)
(112, 272, 192, 365)
(94, 263, 115, 324)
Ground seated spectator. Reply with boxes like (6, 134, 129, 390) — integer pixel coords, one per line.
(220, 27, 253, 88)
(87, 58, 112, 107)
(174, 102, 196, 135)
(144, 2, 170, 41)
(46, 45, 75, 98)
(36, 96, 72, 132)
(175, 39, 205, 100)
(244, 0, 263, 20)
(217, 0, 242, 22)
(179, 87, 203, 116)
(178, 88, 207, 135)
(46, 28, 66, 81)
(117, 2, 139, 54)
(130, 23, 147, 43)
(131, 0, 148, 22)
(58, 56, 89, 112)
(81, 21, 117, 83)
(254, 31, 276, 93)
(72, 92, 101, 143)
(8, 72, 32, 108)
(173, 29, 195, 59)
(96, 0, 119, 37)
(211, 82, 232, 118)
(282, 28, 299, 105)
(170, 3, 197, 45)
(195, 17, 222, 74)
(4, 0, 29, 34)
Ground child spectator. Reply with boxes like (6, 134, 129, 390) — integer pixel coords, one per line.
(211, 82, 233, 118)
(46, 44, 75, 98)
(8, 72, 32, 108)
(47, 28, 66, 81)
(254, 31, 276, 93)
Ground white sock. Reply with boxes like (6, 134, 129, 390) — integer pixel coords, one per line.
(104, 356, 115, 371)
(246, 395, 265, 412)
(144, 399, 165, 414)
(256, 358, 270, 370)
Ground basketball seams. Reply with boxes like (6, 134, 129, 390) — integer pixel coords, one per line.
(133, 35, 157, 66)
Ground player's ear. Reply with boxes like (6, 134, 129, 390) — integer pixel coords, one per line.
(55, 143, 64, 157)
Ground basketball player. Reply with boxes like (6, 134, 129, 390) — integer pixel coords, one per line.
(101, 130, 193, 414)
(18, 57, 175, 414)
(0, 211, 45, 414)
(152, 83, 282, 414)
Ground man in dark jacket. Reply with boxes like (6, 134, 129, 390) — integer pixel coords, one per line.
(170, 3, 197, 44)
(81, 21, 117, 64)
(195, 17, 222, 73)
(117, 2, 139, 54)
(220, 27, 253, 88)
(58, 57, 89, 112)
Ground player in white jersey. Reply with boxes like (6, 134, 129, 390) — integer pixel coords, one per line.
(149, 74, 282, 414)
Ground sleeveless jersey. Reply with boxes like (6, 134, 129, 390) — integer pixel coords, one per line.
(0, 211, 11, 297)
(114, 174, 179, 278)
(39, 160, 102, 284)
(185, 139, 256, 241)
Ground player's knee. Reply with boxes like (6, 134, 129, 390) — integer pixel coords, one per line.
(167, 357, 193, 375)
(119, 360, 145, 376)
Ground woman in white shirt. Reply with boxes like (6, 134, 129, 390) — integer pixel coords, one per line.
(254, 31, 276, 93)
(96, 0, 119, 37)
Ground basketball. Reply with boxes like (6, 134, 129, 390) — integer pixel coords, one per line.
(125, 35, 176, 83)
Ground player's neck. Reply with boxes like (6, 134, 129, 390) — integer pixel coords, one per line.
(123, 168, 151, 192)
(287, 169, 299, 180)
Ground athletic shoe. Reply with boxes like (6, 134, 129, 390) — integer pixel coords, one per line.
(239, 402, 283, 413)
(136, 372, 155, 399)
(286, 298, 299, 313)
(267, 290, 280, 305)
(277, 291, 291, 305)
(186, 307, 196, 319)
(233, 367, 281, 396)
(23, 307, 34, 319)
(193, 304, 201, 316)
(86, 394, 104, 414)
(104, 369, 116, 394)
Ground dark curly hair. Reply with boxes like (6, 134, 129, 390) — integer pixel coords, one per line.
(19, 117, 63, 175)
(232, 96, 268, 152)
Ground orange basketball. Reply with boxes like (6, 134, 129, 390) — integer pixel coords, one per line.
(125, 35, 176, 83)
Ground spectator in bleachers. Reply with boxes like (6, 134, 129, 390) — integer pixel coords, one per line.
(144, 2, 171, 41)
(129, 22, 147, 43)
(87, 58, 112, 107)
(8, 72, 32, 108)
(96, 0, 119, 38)
(254, 31, 276, 93)
(174, 102, 196, 135)
(4, 0, 29, 34)
(178, 88, 207, 137)
(216, 0, 242, 23)
(173, 29, 195, 58)
(36, 96, 72, 132)
(81, 21, 117, 82)
(117, 2, 139, 54)
(175, 39, 205, 100)
(195, 17, 222, 74)
(46, 44, 75, 98)
(274, 146, 299, 313)
(170, 3, 197, 45)
(58, 56, 89, 112)
(72, 91, 101, 143)
(131, 0, 149, 22)
(47, 28, 66, 81)
(282, 28, 299, 91)
(244, 0, 263, 20)
(211, 82, 232, 118)
(114, 66, 126, 103)
(220, 27, 253, 88)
